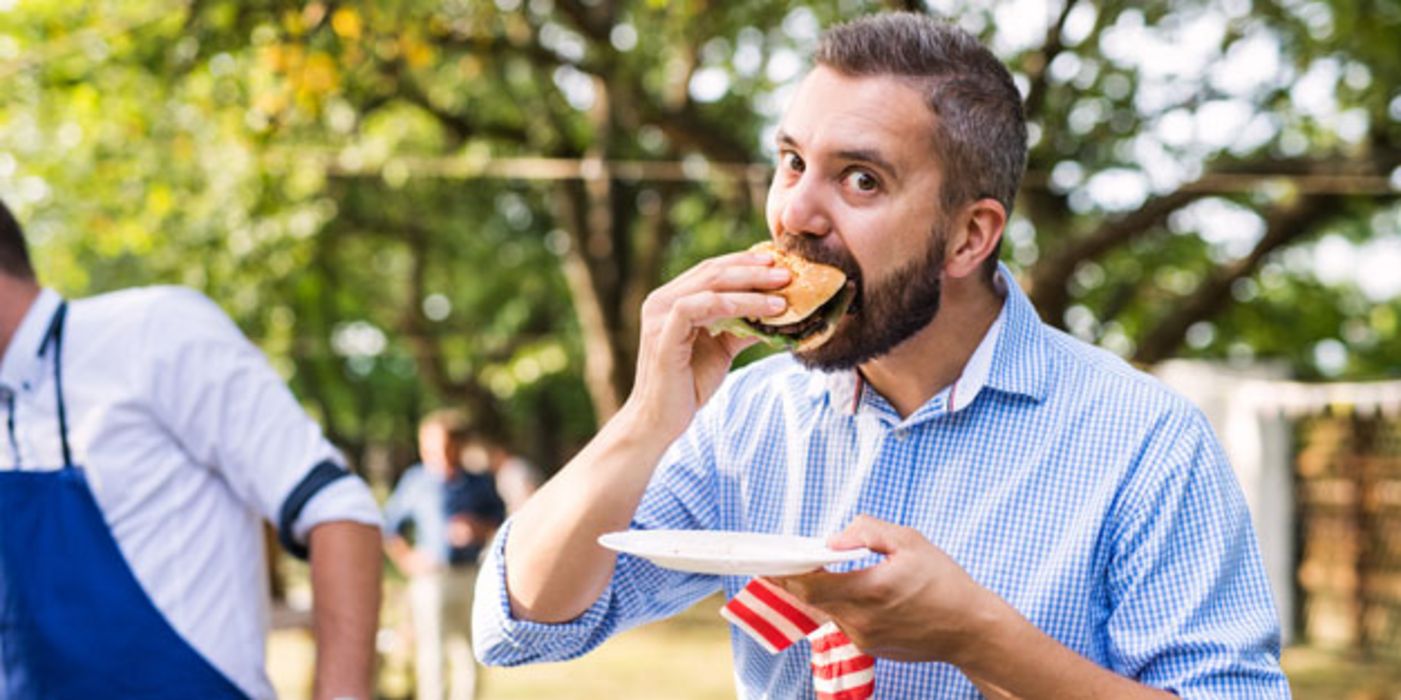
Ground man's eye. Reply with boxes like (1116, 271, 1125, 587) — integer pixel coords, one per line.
(844, 170, 879, 192)
(782, 152, 805, 173)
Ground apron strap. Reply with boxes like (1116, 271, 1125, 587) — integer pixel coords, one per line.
(37, 301, 74, 469)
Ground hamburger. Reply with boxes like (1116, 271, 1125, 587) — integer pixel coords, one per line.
(709, 241, 856, 351)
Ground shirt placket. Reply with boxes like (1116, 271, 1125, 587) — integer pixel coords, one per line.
(846, 387, 954, 530)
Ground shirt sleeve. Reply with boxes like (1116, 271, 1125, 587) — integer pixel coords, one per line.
(1102, 406, 1290, 698)
(472, 400, 727, 666)
(139, 288, 382, 542)
(381, 470, 416, 538)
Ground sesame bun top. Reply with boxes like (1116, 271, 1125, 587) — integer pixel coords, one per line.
(750, 241, 848, 325)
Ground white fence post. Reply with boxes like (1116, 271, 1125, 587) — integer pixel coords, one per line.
(1154, 360, 1295, 645)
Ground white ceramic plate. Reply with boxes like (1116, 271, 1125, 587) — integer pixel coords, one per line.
(597, 529, 871, 576)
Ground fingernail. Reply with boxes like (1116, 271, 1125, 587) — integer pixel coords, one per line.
(751, 252, 774, 263)
(767, 296, 786, 311)
(767, 269, 790, 282)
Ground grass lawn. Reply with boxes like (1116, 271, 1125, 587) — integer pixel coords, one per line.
(476, 599, 735, 700)
(269, 597, 1400, 699)
(269, 594, 735, 700)
(1281, 646, 1401, 699)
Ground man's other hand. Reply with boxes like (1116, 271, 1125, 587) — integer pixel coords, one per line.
(773, 515, 1001, 665)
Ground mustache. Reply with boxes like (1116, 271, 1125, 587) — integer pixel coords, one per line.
(776, 233, 862, 284)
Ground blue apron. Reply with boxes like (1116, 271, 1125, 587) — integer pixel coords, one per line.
(0, 301, 248, 699)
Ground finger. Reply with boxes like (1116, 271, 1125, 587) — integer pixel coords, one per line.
(827, 515, 909, 555)
(770, 568, 873, 611)
(670, 291, 786, 330)
(709, 263, 792, 292)
(666, 251, 790, 296)
(670, 250, 777, 286)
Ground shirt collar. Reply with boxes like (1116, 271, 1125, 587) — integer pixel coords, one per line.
(983, 263, 1050, 403)
(814, 262, 1048, 416)
(0, 288, 63, 395)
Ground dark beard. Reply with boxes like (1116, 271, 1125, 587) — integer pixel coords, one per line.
(779, 222, 946, 371)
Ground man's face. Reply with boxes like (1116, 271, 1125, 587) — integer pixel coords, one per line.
(418, 424, 461, 477)
(461, 440, 492, 475)
(765, 67, 951, 371)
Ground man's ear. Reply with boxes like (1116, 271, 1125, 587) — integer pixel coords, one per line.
(944, 198, 1006, 280)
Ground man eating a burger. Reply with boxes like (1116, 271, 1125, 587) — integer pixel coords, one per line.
(473, 12, 1288, 699)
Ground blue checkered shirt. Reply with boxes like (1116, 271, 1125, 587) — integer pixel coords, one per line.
(474, 266, 1289, 698)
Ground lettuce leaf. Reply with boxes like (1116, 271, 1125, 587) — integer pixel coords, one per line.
(704, 317, 797, 349)
(705, 283, 855, 351)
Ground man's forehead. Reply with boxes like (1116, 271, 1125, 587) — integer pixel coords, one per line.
(777, 66, 932, 156)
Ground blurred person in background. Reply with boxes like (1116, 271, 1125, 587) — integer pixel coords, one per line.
(0, 197, 383, 700)
(461, 432, 543, 516)
(473, 12, 1287, 699)
(383, 409, 505, 700)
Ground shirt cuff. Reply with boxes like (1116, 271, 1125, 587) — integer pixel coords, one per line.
(291, 474, 383, 542)
(472, 520, 614, 666)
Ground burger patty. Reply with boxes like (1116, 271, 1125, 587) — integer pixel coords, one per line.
(751, 311, 829, 340)
(750, 281, 857, 340)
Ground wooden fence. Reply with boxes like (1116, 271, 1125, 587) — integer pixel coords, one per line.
(1296, 415, 1401, 657)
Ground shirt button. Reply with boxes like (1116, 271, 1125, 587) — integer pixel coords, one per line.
(893, 429, 909, 440)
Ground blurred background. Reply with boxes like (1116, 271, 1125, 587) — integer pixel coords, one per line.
(3, 0, 1400, 697)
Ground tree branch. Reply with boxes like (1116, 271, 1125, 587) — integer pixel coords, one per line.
(398, 79, 531, 144)
(619, 183, 682, 366)
(637, 102, 757, 163)
(1021, 0, 1079, 123)
(394, 220, 507, 433)
(1028, 185, 1208, 324)
(551, 181, 623, 421)
(1025, 145, 1401, 325)
(554, 0, 613, 44)
(437, 30, 601, 75)
(1131, 194, 1345, 365)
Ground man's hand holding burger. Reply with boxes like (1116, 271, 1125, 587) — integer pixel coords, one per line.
(624, 246, 796, 441)
(626, 240, 853, 440)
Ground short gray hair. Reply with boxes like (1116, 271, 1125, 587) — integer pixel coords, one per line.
(815, 13, 1027, 275)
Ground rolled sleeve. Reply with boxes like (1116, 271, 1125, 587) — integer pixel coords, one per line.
(292, 474, 382, 541)
(473, 413, 727, 666)
(1104, 408, 1290, 698)
(472, 521, 620, 666)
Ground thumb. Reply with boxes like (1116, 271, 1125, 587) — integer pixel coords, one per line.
(827, 514, 906, 555)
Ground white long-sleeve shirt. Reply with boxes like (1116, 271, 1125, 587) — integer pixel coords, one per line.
(0, 287, 381, 699)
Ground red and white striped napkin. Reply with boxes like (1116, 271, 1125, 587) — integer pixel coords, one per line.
(721, 578, 875, 699)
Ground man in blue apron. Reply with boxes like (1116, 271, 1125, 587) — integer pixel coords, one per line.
(0, 198, 384, 699)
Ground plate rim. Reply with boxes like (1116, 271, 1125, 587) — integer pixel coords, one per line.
(596, 528, 871, 570)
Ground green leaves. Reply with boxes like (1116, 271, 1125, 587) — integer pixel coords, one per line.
(4, 0, 1399, 475)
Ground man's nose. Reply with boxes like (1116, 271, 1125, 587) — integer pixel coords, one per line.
(777, 174, 835, 240)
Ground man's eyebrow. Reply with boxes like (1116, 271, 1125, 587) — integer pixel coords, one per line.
(835, 148, 899, 180)
(774, 131, 900, 180)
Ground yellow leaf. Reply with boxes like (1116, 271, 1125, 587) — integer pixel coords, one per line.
(301, 52, 340, 94)
(331, 8, 362, 40)
(402, 37, 435, 69)
(254, 88, 289, 115)
(281, 9, 306, 37)
(146, 186, 173, 217)
(258, 44, 284, 72)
